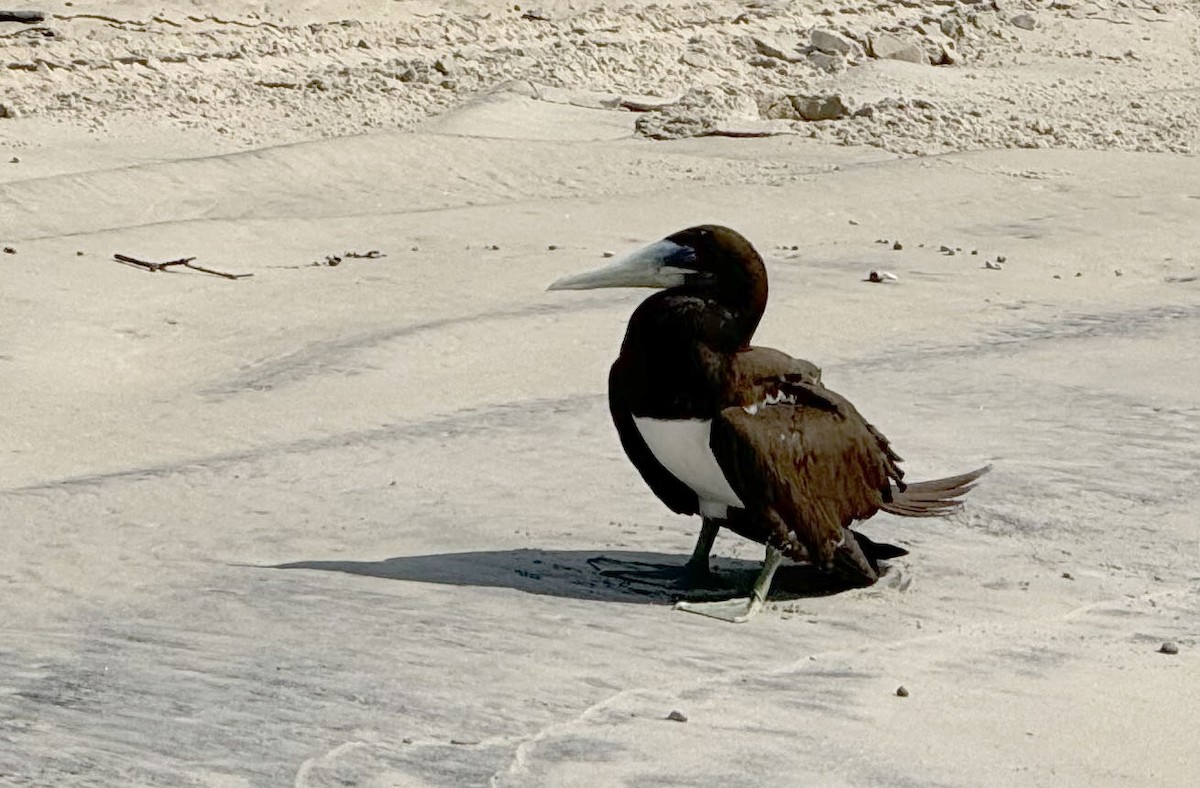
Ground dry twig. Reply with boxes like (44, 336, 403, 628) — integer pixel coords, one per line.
(113, 253, 252, 280)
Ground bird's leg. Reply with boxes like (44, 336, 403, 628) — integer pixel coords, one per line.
(682, 517, 720, 584)
(674, 545, 784, 623)
(589, 518, 727, 590)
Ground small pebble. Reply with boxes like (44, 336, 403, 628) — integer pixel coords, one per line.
(866, 270, 898, 283)
(488, 244, 500, 251)
(996, 255, 1007, 263)
(971, 249, 978, 255)
(410, 245, 420, 252)
(1061, 572, 1074, 580)
(892, 241, 903, 250)
(984, 261, 1002, 270)
(548, 244, 558, 250)
(76, 251, 84, 256)
(2, 247, 15, 254)
(848, 219, 859, 225)
(1114, 269, 1123, 277)
(450, 738, 481, 746)
(1159, 641, 1179, 655)
(1075, 272, 1083, 277)
(9, 157, 18, 164)
(896, 686, 909, 697)
(666, 710, 688, 722)
(601, 251, 614, 258)
(1052, 274, 1062, 279)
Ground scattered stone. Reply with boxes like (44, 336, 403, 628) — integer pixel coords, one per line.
(808, 51, 841, 73)
(1061, 572, 1074, 580)
(488, 244, 500, 251)
(666, 710, 688, 722)
(8, 156, 18, 163)
(450, 737, 481, 745)
(939, 245, 952, 253)
(996, 255, 1007, 263)
(1011, 14, 1037, 31)
(892, 241, 903, 251)
(869, 33, 927, 65)
(752, 35, 805, 62)
(548, 244, 558, 250)
(76, 251, 84, 256)
(984, 260, 1002, 270)
(410, 245, 420, 252)
(971, 250, 978, 255)
(1052, 274, 1062, 280)
(937, 42, 959, 66)
(1114, 269, 1123, 277)
(811, 28, 855, 56)
(601, 251, 615, 258)
(2, 246, 14, 254)
(620, 94, 680, 112)
(848, 219, 859, 225)
(0, 103, 17, 120)
(766, 94, 851, 122)
(520, 9, 550, 21)
(896, 685, 910, 697)
(1159, 641, 1179, 655)
(867, 270, 898, 283)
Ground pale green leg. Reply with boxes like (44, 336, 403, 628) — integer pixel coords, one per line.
(675, 545, 784, 624)
(683, 518, 721, 582)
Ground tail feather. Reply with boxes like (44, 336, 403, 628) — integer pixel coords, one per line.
(880, 464, 990, 518)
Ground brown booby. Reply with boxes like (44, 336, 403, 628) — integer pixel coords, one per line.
(549, 225, 989, 622)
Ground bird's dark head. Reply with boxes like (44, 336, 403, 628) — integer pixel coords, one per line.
(547, 225, 767, 303)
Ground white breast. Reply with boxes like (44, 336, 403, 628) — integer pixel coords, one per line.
(632, 417, 745, 516)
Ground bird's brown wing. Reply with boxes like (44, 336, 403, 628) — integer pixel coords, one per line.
(710, 381, 899, 572)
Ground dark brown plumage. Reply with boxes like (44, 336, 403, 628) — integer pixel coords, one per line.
(550, 224, 989, 620)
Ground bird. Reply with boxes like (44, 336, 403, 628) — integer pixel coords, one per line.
(548, 225, 989, 622)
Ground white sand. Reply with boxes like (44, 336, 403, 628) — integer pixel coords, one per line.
(2, 1, 1198, 785)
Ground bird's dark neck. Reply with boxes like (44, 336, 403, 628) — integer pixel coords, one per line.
(616, 275, 768, 419)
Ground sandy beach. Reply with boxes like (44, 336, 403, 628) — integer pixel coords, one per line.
(2, 1, 1198, 785)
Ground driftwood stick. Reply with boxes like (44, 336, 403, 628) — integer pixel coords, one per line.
(0, 11, 45, 23)
(113, 253, 252, 280)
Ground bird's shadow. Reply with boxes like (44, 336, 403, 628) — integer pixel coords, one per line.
(270, 548, 872, 605)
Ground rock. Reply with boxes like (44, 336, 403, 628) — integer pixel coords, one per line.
(937, 42, 959, 65)
(811, 28, 855, 56)
(792, 94, 851, 121)
(0, 103, 17, 120)
(892, 241, 903, 250)
(752, 34, 805, 62)
(1011, 13, 1036, 31)
(867, 270, 898, 283)
(869, 33, 928, 64)
(666, 710, 688, 722)
(764, 94, 851, 121)
(620, 94, 680, 112)
(1159, 641, 1179, 655)
(808, 51, 841, 73)
(896, 685, 910, 697)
